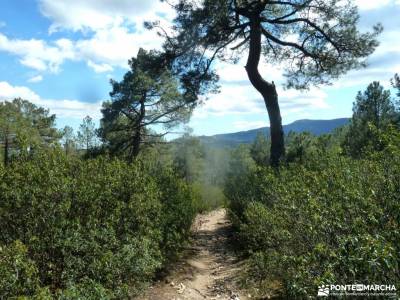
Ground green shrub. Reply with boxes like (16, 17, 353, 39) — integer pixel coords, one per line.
(227, 148, 400, 297)
(154, 167, 198, 262)
(58, 279, 113, 300)
(0, 149, 198, 298)
(192, 183, 227, 213)
(0, 240, 38, 297)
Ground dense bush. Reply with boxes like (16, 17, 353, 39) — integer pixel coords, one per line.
(226, 143, 400, 297)
(170, 134, 229, 211)
(0, 149, 197, 298)
(154, 167, 197, 261)
(192, 183, 227, 212)
(0, 240, 52, 299)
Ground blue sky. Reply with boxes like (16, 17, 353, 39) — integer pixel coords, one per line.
(0, 0, 399, 136)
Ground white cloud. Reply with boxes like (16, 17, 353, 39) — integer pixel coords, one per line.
(193, 85, 263, 119)
(279, 88, 330, 110)
(0, 81, 102, 119)
(217, 59, 285, 84)
(0, 0, 173, 74)
(38, 0, 174, 69)
(28, 75, 43, 83)
(217, 62, 248, 83)
(193, 81, 329, 119)
(38, 0, 170, 32)
(354, 0, 393, 10)
(87, 60, 113, 73)
(331, 66, 398, 89)
(0, 34, 76, 73)
(233, 120, 269, 131)
(0, 81, 40, 101)
(355, 0, 400, 10)
(76, 22, 163, 68)
(20, 57, 47, 71)
(0, 24, 163, 73)
(37, 98, 102, 119)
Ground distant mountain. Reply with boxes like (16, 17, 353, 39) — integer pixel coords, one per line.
(199, 118, 349, 147)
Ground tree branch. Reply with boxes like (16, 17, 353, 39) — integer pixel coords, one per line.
(231, 36, 250, 50)
(140, 102, 188, 128)
(266, 18, 341, 52)
(261, 27, 318, 59)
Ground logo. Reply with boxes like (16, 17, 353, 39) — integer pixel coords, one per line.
(317, 285, 330, 297)
(317, 284, 397, 297)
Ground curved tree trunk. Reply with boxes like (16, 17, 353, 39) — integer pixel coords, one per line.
(245, 19, 285, 167)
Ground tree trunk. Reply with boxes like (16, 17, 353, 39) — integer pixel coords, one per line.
(129, 96, 146, 162)
(4, 133, 9, 166)
(130, 134, 141, 162)
(245, 19, 285, 167)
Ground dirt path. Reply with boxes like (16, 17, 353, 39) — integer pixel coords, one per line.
(137, 209, 248, 300)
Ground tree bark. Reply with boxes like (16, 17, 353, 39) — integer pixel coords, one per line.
(4, 132, 9, 166)
(245, 19, 285, 167)
(129, 95, 146, 162)
(130, 134, 141, 161)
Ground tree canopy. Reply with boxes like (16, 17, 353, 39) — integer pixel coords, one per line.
(392, 73, 400, 100)
(61, 126, 77, 155)
(158, 0, 382, 88)
(0, 98, 59, 165)
(343, 81, 399, 157)
(99, 48, 196, 161)
(77, 115, 97, 152)
(250, 132, 269, 165)
(152, 0, 382, 166)
(352, 81, 397, 129)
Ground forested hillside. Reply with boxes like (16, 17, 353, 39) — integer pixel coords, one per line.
(198, 118, 350, 147)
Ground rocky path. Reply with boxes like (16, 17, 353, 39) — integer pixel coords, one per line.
(137, 209, 248, 300)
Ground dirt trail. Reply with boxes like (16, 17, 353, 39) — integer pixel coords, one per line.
(137, 209, 248, 300)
